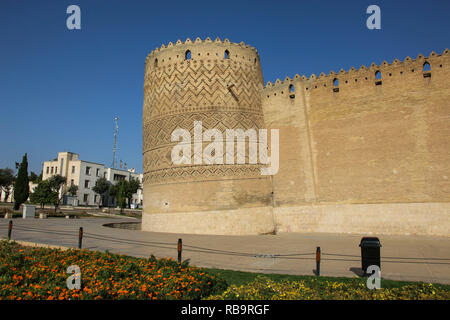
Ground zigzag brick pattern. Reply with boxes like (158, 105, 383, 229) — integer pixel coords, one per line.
(143, 39, 266, 185)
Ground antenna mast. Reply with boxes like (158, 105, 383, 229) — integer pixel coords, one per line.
(112, 116, 119, 169)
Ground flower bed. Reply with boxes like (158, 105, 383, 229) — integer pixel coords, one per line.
(207, 275, 450, 300)
(1, 240, 449, 300)
(0, 241, 226, 300)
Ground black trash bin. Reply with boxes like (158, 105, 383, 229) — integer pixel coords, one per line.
(359, 237, 381, 275)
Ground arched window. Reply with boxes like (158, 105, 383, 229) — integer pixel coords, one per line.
(375, 71, 382, 85)
(289, 84, 295, 98)
(154, 58, 158, 68)
(423, 62, 431, 78)
(224, 50, 230, 59)
(332, 78, 339, 92)
(185, 50, 191, 60)
(333, 78, 339, 87)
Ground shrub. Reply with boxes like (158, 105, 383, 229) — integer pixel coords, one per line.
(207, 275, 450, 300)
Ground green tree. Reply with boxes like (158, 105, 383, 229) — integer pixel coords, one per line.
(0, 168, 15, 203)
(117, 181, 127, 213)
(124, 178, 141, 209)
(109, 182, 119, 202)
(13, 154, 29, 210)
(67, 184, 78, 196)
(29, 171, 42, 183)
(92, 177, 111, 207)
(108, 178, 141, 209)
(30, 180, 57, 209)
(48, 175, 67, 212)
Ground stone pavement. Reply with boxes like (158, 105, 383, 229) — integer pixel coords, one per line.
(0, 217, 449, 285)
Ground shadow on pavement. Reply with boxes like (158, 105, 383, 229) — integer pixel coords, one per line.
(349, 267, 364, 277)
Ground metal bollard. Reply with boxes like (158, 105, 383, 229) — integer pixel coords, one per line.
(177, 238, 182, 263)
(316, 246, 321, 276)
(7, 220, 13, 241)
(78, 227, 83, 249)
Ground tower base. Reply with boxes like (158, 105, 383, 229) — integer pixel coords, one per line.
(141, 206, 275, 235)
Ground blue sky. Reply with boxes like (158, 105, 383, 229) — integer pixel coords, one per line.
(1, 0, 449, 174)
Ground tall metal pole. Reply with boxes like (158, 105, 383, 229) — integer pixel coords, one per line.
(112, 116, 119, 169)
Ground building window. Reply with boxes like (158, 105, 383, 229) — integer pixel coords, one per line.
(46, 167, 49, 174)
(51, 167, 54, 174)
(185, 50, 191, 60)
(72, 166, 75, 174)
(86, 167, 91, 175)
(55, 167, 57, 174)
(104, 172, 107, 178)
(224, 50, 230, 59)
(71, 179, 74, 186)
(84, 180, 89, 188)
(96, 168, 100, 177)
(113, 174, 126, 181)
(94, 195, 98, 203)
(83, 194, 89, 203)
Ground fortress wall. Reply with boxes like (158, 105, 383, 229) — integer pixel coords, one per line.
(262, 78, 317, 206)
(306, 51, 450, 203)
(142, 38, 449, 236)
(263, 50, 450, 206)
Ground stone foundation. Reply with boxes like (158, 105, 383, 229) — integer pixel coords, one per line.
(273, 202, 450, 237)
(142, 206, 275, 235)
(142, 202, 450, 237)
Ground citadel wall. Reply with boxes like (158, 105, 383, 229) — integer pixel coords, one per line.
(263, 50, 450, 236)
(142, 38, 450, 236)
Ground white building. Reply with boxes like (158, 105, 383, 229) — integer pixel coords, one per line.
(0, 181, 37, 203)
(42, 152, 143, 207)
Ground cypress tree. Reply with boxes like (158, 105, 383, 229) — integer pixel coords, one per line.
(13, 153, 29, 210)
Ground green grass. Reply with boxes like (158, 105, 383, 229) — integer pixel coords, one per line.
(205, 267, 450, 290)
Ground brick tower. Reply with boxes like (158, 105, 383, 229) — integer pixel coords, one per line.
(142, 37, 274, 235)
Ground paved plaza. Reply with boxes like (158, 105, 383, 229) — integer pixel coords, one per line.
(1, 216, 449, 285)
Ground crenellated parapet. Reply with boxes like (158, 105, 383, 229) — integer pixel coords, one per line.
(145, 37, 261, 72)
(262, 48, 449, 99)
